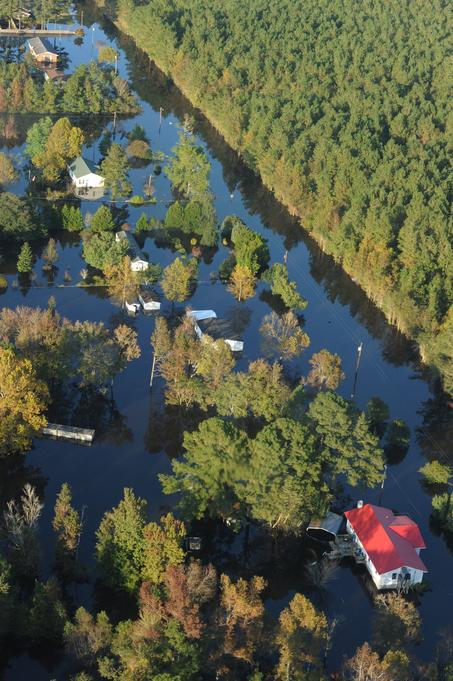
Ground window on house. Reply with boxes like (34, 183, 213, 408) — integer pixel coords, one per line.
(392, 573, 397, 580)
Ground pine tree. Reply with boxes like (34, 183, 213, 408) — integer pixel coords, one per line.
(28, 578, 67, 644)
(165, 201, 185, 229)
(95, 488, 148, 593)
(91, 205, 115, 233)
(52, 483, 82, 580)
(135, 212, 149, 232)
(100, 144, 132, 198)
(17, 242, 33, 273)
(62, 205, 84, 232)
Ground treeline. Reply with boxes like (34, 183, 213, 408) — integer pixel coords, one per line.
(104, 0, 452, 393)
(0, 60, 140, 113)
(1, 482, 451, 680)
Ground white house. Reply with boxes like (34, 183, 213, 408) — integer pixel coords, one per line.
(187, 310, 244, 352)
(68, 157, 105, 189)
(115, 231, 149, 272)
(344, 503, 427, 590)
(138, 288, 161, 311)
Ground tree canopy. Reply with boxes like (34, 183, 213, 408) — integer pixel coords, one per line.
(120, 0, 452, 390)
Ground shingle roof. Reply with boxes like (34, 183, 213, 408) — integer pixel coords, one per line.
(139, 288, 160, 303)
(345, 504, 427, 575)
(28, 37, 56, 55)
(68, 156, 101, 179)
(116, 230, 147, 262)
(197, 318, 242, 342)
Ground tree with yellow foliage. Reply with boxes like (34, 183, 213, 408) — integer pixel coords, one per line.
(0, 347, 48, 455)
(228, 264, 256, 301)
(33, 117, 84, 183)
(276, 593, 328, 679)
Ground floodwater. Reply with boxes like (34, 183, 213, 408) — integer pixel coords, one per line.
(0, 5, 452, 678)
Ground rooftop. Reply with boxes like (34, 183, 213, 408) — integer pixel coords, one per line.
(116, 230, 148, 262)
(68, 156, 102, 179)
(139, 288, 160, 303)
(197, 317, 242, 342)
(28, 37, 56, 55)
(345, 503, 427, 575)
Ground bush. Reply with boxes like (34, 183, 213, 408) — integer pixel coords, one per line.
(129, 195, 146, 206)
(126, 139, 152, 160)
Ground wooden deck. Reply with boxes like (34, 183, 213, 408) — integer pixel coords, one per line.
(42, 423, 95, 443)
(326, 535, 366, 563)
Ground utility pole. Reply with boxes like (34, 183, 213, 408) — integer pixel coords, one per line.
(158, 106, 163, 141)
(378, 464, 387, 505)
(112, 110, 117, 137)
(350, 341, 363, 400)
(114, 52, 118, 75)
(90, 26, 95, 60)
(283, 249, 288, 264)
(149, 352, 156, 388)
(80, 9, 84, 26)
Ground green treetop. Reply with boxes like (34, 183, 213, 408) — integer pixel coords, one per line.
(166, 128, 211, 199)
(263, 263, 307, 311)
(91, 205, 115, 233)
(95, 488, 148, 593)
(17, 241, 34, 273)
(161, 257, 198, 306)
(100, 144, 132, 198)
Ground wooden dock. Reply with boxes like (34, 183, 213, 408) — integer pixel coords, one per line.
(0, 28, 77, 36)
(42, 423, 95, 443)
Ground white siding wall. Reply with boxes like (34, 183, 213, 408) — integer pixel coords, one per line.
(346, 519, 424, 590)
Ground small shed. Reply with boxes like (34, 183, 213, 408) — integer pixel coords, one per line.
(68, 156, 105, 189)
(28, 37, 58, 63)
(115, 230, 149, 272)
(138, 288, 161, 311)
(44, 68, 67, 85)
(196, 317, 244, 352)
(306, 512, 344, 542)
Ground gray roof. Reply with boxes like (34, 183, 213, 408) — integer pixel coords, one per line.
(68, 156, 102, 179)
(197, 318, 242, 342)
(306, 512, 344, 539)
(28, 37, 56, 56)
(116, 230, 147, 262)
(139, 288, 160, 303)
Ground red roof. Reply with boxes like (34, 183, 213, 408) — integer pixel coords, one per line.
(344, 504, 427, 575)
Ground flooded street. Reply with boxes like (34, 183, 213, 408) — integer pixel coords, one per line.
(0, 5, 451, 677)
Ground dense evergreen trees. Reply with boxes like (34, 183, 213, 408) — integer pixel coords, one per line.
(114, 0, 452, 391)
(0, 61, 140, 113)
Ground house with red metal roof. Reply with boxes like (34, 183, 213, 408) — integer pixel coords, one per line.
(344, 502, 427, 590)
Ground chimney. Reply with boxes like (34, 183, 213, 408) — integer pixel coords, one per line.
(357, 500, 363, 509)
